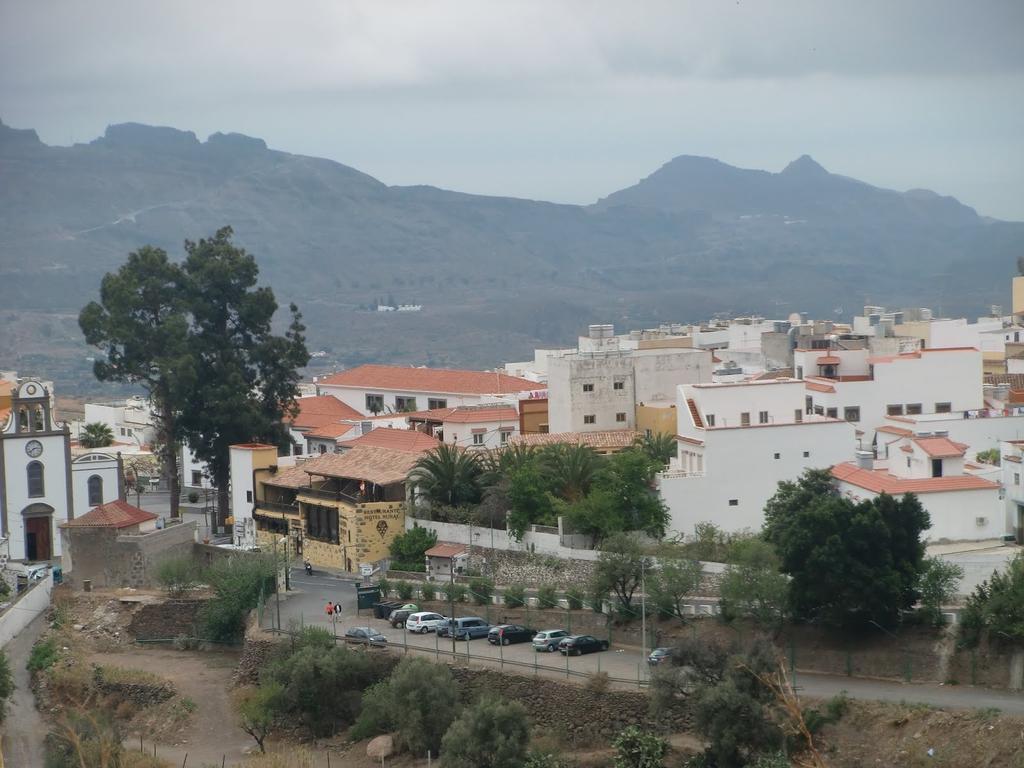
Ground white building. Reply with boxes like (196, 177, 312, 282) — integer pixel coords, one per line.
(438, 405, 519, 450)
(796, 347, 983, 448)
(314, 364, 539, 416)
(998, 440, 1024, 544)
(70, 452, 123, 517)
(833, 435, 1003, 542)
(81, 397, 156, 446)
(658, 378, 856, 535)
(547, 342, 713, 434)
(0, 380, 72, 561)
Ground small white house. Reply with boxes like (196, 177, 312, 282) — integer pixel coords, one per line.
(832, 434, 1003, 542)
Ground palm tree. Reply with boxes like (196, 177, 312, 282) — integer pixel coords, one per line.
(634, 431, 676, 466)
(80, 421, 115, 448)
(543, 443, 600, 502)
(478, 443, 537, 486)
(409, 443, 484, 507)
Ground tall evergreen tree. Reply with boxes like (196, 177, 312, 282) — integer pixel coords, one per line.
(178, 227, 310, 529)
(79, 246, 194, 517)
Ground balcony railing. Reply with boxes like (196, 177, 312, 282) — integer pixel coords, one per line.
(658, 469, 706, 480)
(258, 500, 299, 514)
(296, 486, 359, 504)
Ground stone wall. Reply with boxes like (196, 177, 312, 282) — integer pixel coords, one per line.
(449, 667, 688, 742)
(63, 521, 197, 590)
(126, 599, 203, 641)
(472, 548, 596, 589)
(92, 666, 175, 706)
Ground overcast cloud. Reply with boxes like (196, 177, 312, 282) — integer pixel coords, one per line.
(2, 1, 1022, 218)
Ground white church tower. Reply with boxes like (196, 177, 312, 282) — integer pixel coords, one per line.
(0, 379, 72, 561)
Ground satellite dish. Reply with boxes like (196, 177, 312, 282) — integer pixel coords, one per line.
(787, 312, 801, 326)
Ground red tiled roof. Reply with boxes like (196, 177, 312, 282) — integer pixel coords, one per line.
(817, 356, 841, 364)
(405, 407, 459, 422)
(302, 445, 422, 485)
(340, 427, 440, 453)
(305, 422, 359, 441)
(317, 365, 538, 395)
(262, 463, 316, 489)
(805, 380, 836, 393)
(442, 406, 518, 424)
(62, 500, 158, 529)
(676, 435, 705, 446)
(912, 436, 968, 458)
(687, 399, 703, 428)
(425, 542, 468, 559)
(290, 396, 363, 430)
(831, 463, 998, 495)
(876, 425, 913, 437)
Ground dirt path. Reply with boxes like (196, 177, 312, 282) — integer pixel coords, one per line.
(1, 613, 48, 767)
(89, 646, 254, 766)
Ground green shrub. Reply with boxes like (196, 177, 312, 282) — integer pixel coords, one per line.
(612, 726, 668, 768)
(388, 525, 436, 572)
(524, 754, 573, 768)
(441, 694, 530, 768)
(349, 680, 394, 741)
(199, 554, 276, 643)
(469, 577, 494, 605)
(397, 581, 414, 600)
(443, 582, 467, 603)
(537, 584, 559, 610)
(503, 584, 526, 608)
(419, 582, 436, 602)
(588, 582, 606, 614)
(377, 577, 392, 598)
(154, 556, 199, 597)
(0, 649, 13, 722)
(389, 657, 459, 756)
(565, 587, 584, 611)
(825, 691, 850, 721)
(28, 638, 59, 674)
(187, 491, 200, 504)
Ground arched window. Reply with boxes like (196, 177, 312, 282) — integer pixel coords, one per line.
(17, 407, 28, 432)
(27, 461, 44, 498)
(32, 405, 44, 431)
(87, 475, 103, 506)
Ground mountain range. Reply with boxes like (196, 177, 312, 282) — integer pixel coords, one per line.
(1, 119, 1020, 393)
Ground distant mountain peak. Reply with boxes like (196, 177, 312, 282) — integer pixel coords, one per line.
(781, 154, 829, 178)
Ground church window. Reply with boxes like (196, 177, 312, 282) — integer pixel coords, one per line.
(28, 461, 44, 497)
(88, 475, 103, 506)
(32, 405, 44, 431)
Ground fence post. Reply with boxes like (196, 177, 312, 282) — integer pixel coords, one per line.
(566, 608, 571, 634)
(403, 621, 408, 655)
(499, 638, 504, 671)
(637, 663, 641, 689)
(566, 648, 570, 679)
(435, 627, 439, 661)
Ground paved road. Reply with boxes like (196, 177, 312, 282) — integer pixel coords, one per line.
(261, 567, 360, 632)
(1, 613, 48, 767)
(795, 672, 1024, 713)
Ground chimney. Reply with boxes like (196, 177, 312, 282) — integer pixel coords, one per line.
(855, 450, 874, 470)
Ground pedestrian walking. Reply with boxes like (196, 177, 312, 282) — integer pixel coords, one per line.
(333, 600, 342, 616)
(325, 601, 334, 618)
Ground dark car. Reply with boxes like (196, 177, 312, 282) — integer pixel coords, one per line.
(344, 626, 388, 647)
(373, 601, 404, 619)
(647, 647, 673, 666)
(558, 635, 610, 656)
(389, 608, 415, 628)
(487, 624, 535, 646)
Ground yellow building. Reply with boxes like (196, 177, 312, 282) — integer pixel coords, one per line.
(250, 446, 417, 573)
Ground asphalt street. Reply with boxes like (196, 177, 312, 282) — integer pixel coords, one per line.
(266, 570, 1024, 713)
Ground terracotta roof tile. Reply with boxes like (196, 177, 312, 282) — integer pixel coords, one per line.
(304, 422, 359, 441)
(816, 355, 842, 364)
(442, 406, 518, 424)
(290, 395, 363, 430)
(263, 463, 315, 489)
(805, 380, 836, 393)
(912, 436, 968, 458)
(62, 500, 158, 528)
(831, 463, 998, 494)
(317, 364, 538, 396)
(302, 445, 421, 485)
(509, 430, 640, 450)
(425, 542, 468, 558)
(339, 428, 440, 452)
(877, 425, 913, 437)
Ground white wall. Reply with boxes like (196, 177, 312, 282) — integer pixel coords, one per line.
(229, 448, 256, 525)
(406, 518, 601, 561)
(2, 432, 70, 560)
(442, 418, 518, 450)
(70, 453, 120, 516)
(547, 353, 635, 433)
(836, 482, 1003, 542)
(660, 420, 856, 535)
(316, 384, 486, 416)
(0, 571, 53, 649)
(687, 380, 810, 428)
(181, 444, 215, 489)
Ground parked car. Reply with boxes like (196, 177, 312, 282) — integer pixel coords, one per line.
(373, 600, 405, 619)
(406, 611, 449, 634)
(558, 635, 609, 656)
(344, 626, 388, 647)
(647, 647, 673, 666)
(389, 608, 416, 628)
(487, 624, 535, 645)
(532, 629, 570, 652)
(437, 617, 491, 640)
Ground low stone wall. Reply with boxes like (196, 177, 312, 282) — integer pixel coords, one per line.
(93, 666, 175, 706)
(126, 599, 204, 641)
(449, 667, 689, 742)
(473, 548, 597, 589)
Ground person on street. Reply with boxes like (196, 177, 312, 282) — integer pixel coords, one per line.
(325, 601, 334, 618)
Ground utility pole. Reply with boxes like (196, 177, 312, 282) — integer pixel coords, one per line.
(640, 557, 647, 675)
(449, 557, 457, 656)
(273, 537, 282, 631)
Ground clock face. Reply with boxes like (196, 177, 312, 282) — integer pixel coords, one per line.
(25, 440, 43, 458)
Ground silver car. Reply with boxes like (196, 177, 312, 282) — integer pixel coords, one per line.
(532, 629, 570, 652)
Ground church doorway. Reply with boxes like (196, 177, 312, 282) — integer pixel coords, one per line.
(23, 505, 54, 561)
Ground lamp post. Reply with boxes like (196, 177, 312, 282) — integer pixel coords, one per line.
(640, 557, 647, 678)
(449, 556, 457, 656)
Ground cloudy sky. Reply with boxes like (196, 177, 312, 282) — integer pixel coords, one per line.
(2, 1, 1022, 218)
